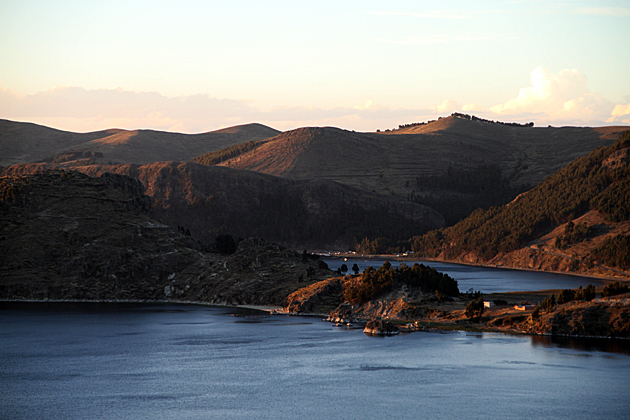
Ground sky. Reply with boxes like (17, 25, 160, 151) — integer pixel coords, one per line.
(1, 0, 629, 133)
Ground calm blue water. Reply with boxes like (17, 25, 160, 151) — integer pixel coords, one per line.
(1, 302, 629, 420)
(322, 257, 607, 293)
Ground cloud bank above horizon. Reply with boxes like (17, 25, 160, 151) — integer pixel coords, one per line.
(1, 67, 628, 133)
(1, 1, 628, 133)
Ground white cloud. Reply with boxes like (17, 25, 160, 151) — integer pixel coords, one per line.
(354, 100, 375, 110)
(1, 80, 627, 133)
(489, 67, 617, 125)
(0, 86, 258, 132)
(610, 102, 630, 117)
(0, 85, 433, 133)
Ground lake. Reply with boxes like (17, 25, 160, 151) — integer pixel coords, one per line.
(322, 257, 607, 293)
(1, 302, 629, 420)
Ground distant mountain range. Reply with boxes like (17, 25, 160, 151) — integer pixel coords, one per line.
(0, 119, 280, 166)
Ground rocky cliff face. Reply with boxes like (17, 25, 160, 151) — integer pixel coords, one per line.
(0, 171, 333, 305)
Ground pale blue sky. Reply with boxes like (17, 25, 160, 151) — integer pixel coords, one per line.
(1, 0, 629, 132)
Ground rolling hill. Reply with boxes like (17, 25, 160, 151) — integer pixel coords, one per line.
(208, 115, 626, 224)
(0, 119, 280, 166)
(3, 116, 627, 252)
(215, 116, 624, 195)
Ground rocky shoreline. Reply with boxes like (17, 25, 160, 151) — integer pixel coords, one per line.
(282, 272, 630, 339)
(3, 290, 630, 341)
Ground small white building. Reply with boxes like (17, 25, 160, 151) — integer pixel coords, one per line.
(483, 301, 495, 308)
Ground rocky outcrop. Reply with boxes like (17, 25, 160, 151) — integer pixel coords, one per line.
(284, 274, 433, 323)
(523, 295, 630, 338)
(0, 171, 333, 305)
(363, 319, 400, 336)
(284, 264, 630, 338)
(285, 277, 345, 314)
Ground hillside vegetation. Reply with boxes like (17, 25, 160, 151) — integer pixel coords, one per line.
(192, 139, 267, 166)
(2, 117, 627, 257)
(411, 131, 630, 272)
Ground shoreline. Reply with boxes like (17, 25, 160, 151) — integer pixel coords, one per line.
(0, 298, 282, 313)
(4, 296, 629, 341)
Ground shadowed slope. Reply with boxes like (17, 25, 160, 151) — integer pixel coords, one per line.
(410, 130, 630, 278)
(1, 161, 445, 249)
(0, 171, 335, 305)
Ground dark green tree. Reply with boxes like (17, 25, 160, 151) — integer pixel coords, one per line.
(557, 289, 576, 304)
(352, 263, 360, 275)
(465, 297, 485, 319)
(602, 281, 629, 297)
(584, 284, 596, 301)
(531, 305, 540, 320)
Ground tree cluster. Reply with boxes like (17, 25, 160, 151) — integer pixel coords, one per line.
(342, 261, 459, 305)
(192, 140, 267, 166)
(602, 281, 629, 297)
(557, 284, 596, 303)
(591, 234, 630, 270)
(540, 294, 556, 312)
(451, 113, 534, 127)
(534, 284, 597, 315)
(216, 234, 238, 254)
(354, 236, 411, 254)
(554, 221, 593, 249)
(411, 164, 528, 225)
(465, 297, 484, 319)
(591, 179, 630, 222)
